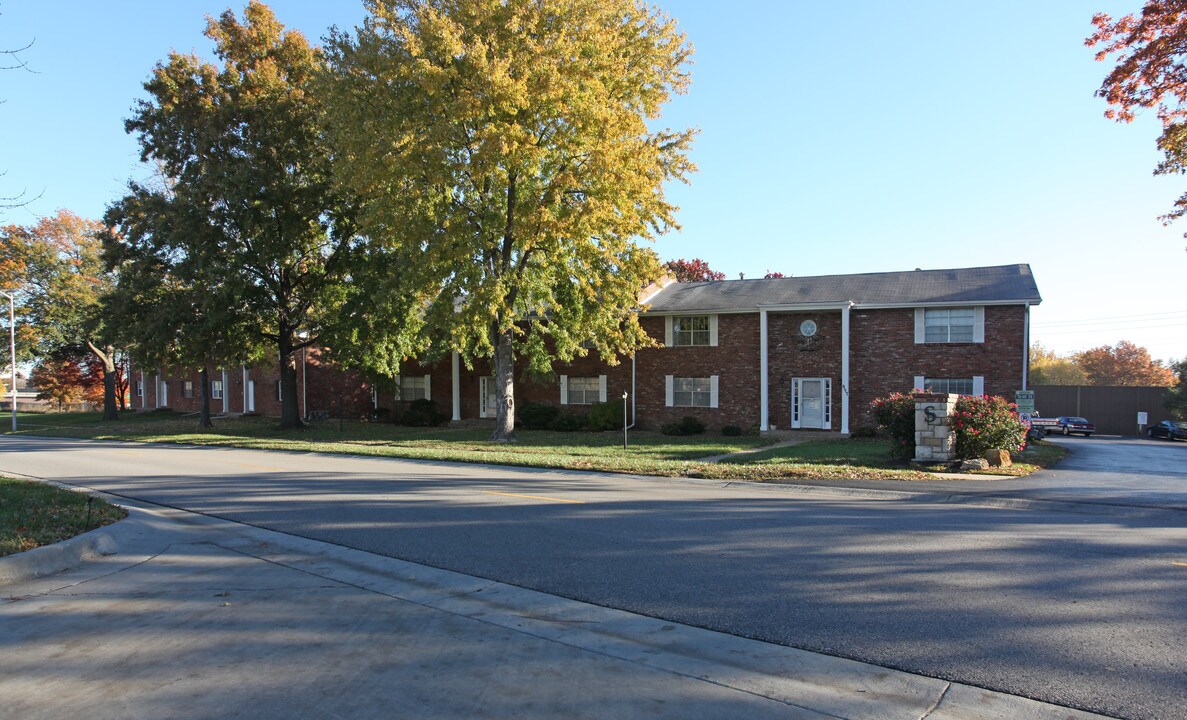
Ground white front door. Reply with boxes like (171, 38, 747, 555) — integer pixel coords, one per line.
(246, 380, 256, 412)
(478, 377, 496, 418)
(792, 378, 832, 430)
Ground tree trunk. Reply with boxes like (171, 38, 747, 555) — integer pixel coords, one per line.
(278, 334, 302, 429)
(490, 327, 517, 442)
(87, 341, 119, 421)
(198, 366, 213, 428)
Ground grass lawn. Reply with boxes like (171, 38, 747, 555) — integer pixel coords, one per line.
(0, 478, 127, 557)
(7, 410, 1064, 483)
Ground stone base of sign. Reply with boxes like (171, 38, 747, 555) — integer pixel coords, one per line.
(913, 392, 958, 464)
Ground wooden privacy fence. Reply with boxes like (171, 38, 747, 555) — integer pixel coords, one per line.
(1031, 385, 1170, 436)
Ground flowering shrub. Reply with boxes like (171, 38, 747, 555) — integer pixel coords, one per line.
(869, 392, 915, 459)
(952, 395, 1027, 459)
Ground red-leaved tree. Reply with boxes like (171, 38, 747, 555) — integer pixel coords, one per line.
(1088, 3, 1187, 230)
(1075, 340, 1176, 386)
(664, 258, 724, 282)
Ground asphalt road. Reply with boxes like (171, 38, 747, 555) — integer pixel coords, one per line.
(3, 435, 1186, 720)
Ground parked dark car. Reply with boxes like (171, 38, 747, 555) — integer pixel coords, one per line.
(1147, 420, 1187, 441)
(1056, 416, 1095, 436)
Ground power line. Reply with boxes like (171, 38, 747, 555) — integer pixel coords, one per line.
(1031, 310, 1187, 327)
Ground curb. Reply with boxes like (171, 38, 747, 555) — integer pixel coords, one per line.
(0, 526, 119, 585)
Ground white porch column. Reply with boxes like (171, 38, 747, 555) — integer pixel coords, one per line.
(242, 365, 248, 413)
(760, 309, 769, 432)
(451, 351, 461, 421)
(841, 303, 851, 435)
(222, 368, 229, 414)
(140, 371, 146, 409)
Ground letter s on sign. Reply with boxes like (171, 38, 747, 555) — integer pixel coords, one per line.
(924, 406, 937, 424)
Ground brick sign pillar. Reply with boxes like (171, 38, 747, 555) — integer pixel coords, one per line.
(914, 392, 958, 463)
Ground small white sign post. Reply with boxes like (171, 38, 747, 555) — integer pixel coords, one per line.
(1137, 411, 1148, 434)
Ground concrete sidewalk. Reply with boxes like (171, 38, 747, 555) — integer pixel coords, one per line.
(1, 500, 1109, 720)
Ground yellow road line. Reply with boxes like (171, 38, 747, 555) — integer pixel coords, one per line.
(482, 491, 585, 505)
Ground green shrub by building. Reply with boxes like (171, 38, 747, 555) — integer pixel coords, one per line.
(869, 392, 915, 459)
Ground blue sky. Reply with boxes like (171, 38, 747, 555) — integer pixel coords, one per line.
(1, 1, 1183, 363)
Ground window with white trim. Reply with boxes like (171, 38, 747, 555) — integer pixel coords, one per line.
(924, 308, 975, 343)
(400, 375, 429, 401)
(921, 377, 973, 395)
(566, 377, 601, 405)
(182, 380, 194, 399)
(276, 380, 283, 401)
(914, 376, 983, 396)
(211, 380, 223, 400)
(135, 380, 143, 397)
(672, 377, 712, 407)
(672, 315, 711, 346)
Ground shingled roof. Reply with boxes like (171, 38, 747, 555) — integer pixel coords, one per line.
(644, 264, 1041, 313)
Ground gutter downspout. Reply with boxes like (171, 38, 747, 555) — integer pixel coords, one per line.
(1022, 302, 1030, 391)
(841, 302, 852, 435)
(760, 309, 769, 431)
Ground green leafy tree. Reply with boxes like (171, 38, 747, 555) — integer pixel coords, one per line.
(0, 210, 122, 419)
(104, 183, 257, 428)
(1164, 358, 1187, 418)
(322, 0, 696, 441)
(121, 2, 360, 429)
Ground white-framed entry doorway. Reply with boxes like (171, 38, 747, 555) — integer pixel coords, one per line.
(478, 377, 497, 418)
(245, 380, 256, 412)
(791, 377, 832, 430)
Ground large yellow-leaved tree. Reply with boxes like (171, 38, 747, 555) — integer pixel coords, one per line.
(321, 0, 695, 441)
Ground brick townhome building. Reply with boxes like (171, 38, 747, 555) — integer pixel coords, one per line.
(137, 263, 1041, 434)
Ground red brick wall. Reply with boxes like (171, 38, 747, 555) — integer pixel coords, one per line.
(848, 305, 1026, 430)
(144, 303, 1027, 432)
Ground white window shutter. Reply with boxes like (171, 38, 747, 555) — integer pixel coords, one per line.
(914, 309, 925, 344)
(709, 315, 719, 346)
(791, 378, 801, 428)
(559, 375, 569, 405)
(665, 375, 674, 407)
(914, 375, 926, 391)
(710, 375, 719, 408)
(973, 306, 985, 343)
(823, 379, 832, 429)
(665, 317, 673, 346)
(423, 374, 432, 401)
(394, 374, 402, 400)
(598, 375, 607, 403)
(972, 376, 985, 397)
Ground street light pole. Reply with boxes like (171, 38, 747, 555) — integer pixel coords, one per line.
(1, 290, 15, 432)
